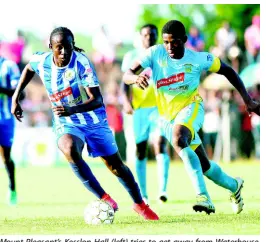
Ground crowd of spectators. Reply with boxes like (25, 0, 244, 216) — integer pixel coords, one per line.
(0, 15, 260, 161)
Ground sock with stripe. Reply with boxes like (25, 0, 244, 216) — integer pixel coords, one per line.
(69, 159, 105, 198)
(204, 160, 238, 193)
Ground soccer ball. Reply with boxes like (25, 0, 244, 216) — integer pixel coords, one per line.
(84, 200, 115, 225)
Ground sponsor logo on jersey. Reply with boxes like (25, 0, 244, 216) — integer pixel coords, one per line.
(157, 73, 185, 89)
(63, 69, 75, 81)
(50, 86, 72, 102)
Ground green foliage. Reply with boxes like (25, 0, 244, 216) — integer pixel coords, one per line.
(138, 4, 260, 51)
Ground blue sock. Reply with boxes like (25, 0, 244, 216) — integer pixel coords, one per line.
(178, 147, 210, 200)
(204, 160, 238, 193)
(69, 159, 105, 198)
(156, 153, 170, 194)
(135, 157, 148, 198)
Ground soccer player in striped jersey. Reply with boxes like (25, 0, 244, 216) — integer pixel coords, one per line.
(11, 27, 159, 220)
(0, 55, 20, 205)
(123, 20, 260, 215)
(121, 24, 170, 204)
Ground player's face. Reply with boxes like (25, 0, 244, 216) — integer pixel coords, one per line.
(50, 34, 74, 67)
(141, 27, 158, 49)
(162, 33, 185, 59)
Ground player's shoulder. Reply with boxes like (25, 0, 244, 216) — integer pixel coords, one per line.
(185, 48, 213, 61)
(75, 51, 91, 64)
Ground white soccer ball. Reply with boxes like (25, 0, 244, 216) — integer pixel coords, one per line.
(84, 200, 115, 225)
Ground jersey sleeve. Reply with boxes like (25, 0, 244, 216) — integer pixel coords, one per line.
(29, 52, 45, 75)
(6, 60, 20, 88)
(198, 52, 221, 73)
(77, 56, 99, 88)
(139, 47, 153, 69)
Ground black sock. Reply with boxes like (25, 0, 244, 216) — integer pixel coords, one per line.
(5, 159, 15, 191)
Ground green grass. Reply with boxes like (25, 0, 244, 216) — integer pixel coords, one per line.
(0, 160, 260, 235)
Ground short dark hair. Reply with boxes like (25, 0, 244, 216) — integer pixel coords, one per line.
(49, 27, 84, 52)
(162, 20, 186, 37)
(140, 24, 158, 34)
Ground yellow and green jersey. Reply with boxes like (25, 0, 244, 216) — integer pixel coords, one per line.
(139, 45, 221, 121)
(121, 48, 156, 109)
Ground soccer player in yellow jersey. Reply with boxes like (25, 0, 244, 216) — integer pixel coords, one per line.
(123, 20, 260, 214)
(122, 24, 170, 204)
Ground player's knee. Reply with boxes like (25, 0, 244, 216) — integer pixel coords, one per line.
(172, 135, 189, 150)
(136, 141, 147, 160)
(59, 142, 81, 161)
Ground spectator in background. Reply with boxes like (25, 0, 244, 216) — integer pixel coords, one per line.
(214, 21, 241, 72)
(186, 26, 205, 51)
(202, 90, 221, 159)
(244, 15, 260, 65)
(104, 81, 127, 161)
(0, 30, 26, 72)
(250, 83, 260, 159)
(92, 25, 121, 82)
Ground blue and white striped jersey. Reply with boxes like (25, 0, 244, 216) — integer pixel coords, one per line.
(0, 57, 20, 121)
(29, 51, 106, 126)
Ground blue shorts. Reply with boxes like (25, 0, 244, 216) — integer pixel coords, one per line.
(133, 107, 163, 144)
(0, 119, 15, 147)
(160, 102, 204, 150)
(53, 119, 118, 158)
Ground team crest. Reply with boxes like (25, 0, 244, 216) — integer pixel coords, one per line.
(64, 69, 75, 81)
(184, 64, 192, 73)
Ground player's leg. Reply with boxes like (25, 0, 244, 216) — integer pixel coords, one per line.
(135, 141, 148, 202)
(101, 152, 159, 220)
(164, 103, 214, 214)
(84, 120, 158, 220)
(153, 135, 170, 203)
(0, 146, 17, 205)
(150, 108, 170, 203)
(195, 144, 244, 214)
(56, 130, 107, 201)
(133, 108, 151, 202)
(0, 122, 17, 205)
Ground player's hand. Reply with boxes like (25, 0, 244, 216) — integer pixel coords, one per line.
(11, 101, 24, 122)
(123, 101, 134, 115)
(135, 75, 149, 90)
(52, 105, 73, 117)
(246, 99, 260, 116)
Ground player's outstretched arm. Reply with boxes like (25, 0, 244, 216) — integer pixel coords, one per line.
(216, 60, 260, 116)
(11, 63, 35, 122)
(122, 61, 149, 90)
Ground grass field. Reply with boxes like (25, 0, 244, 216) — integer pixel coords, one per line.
(0, 160, 260, 235)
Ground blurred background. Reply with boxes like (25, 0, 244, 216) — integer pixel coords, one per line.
(0, 3, 260, 166)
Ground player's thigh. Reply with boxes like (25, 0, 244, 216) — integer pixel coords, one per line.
(82, 121, 118, 158)
(173, 102, 204, 141)
(0, 122, 14, 148)
(54, 123, 85, 158)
